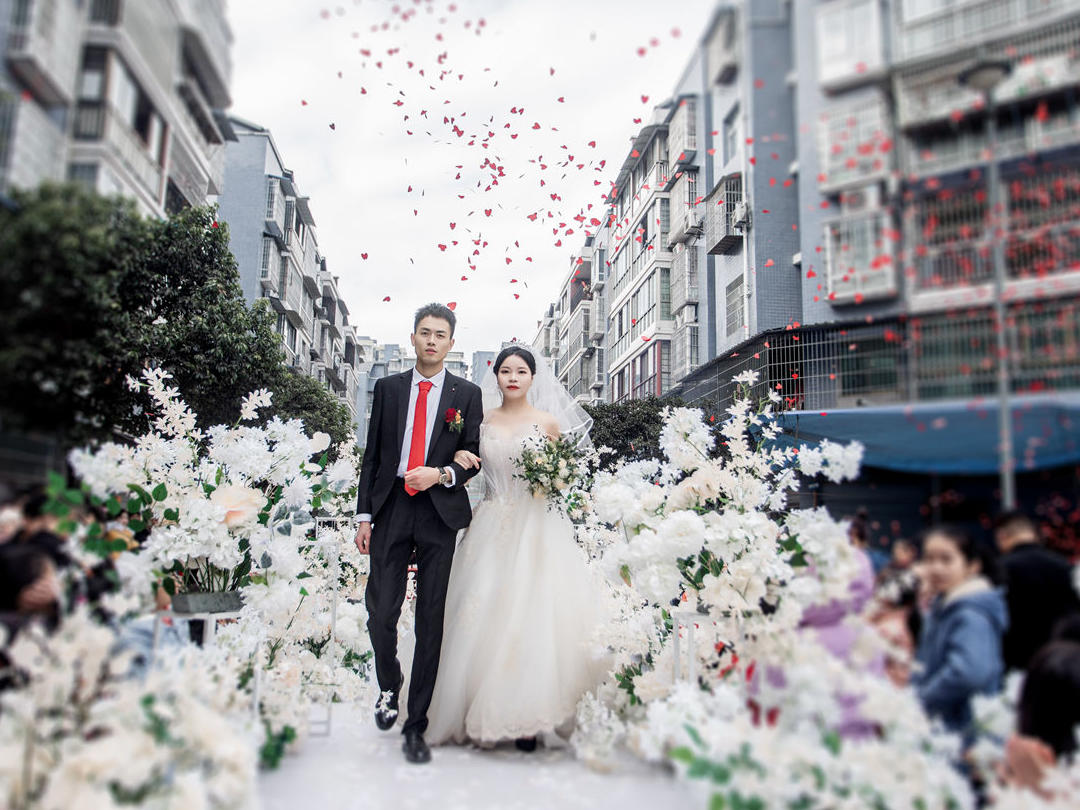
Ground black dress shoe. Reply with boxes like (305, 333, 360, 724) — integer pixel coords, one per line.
(515, 736, 538, 752)
(374, 673, 404, 731)
(402, 730, 431, 764)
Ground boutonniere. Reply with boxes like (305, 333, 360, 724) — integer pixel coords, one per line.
(445, 407, 464, 433)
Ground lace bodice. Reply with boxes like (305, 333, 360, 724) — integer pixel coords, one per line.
(478, 421, 547, 501)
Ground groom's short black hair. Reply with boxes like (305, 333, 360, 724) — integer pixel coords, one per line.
(413, 303, 456, 337)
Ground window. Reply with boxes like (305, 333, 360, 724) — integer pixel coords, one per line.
(67, 163, 98, 189)
(278, 255, 288, 298)
(816, 0, 883, 84)
(266, 178, 279, 220)
(726, 277, 744, 336)
(261, 237, 274, 275)
(724, 105, 739, 165)
(824, 213, 898, 302)
(660, 267, 672, 320)
(286, 322, 297, 352)
(78, 47, 106, 101)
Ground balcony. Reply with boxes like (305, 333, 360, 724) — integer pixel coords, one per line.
(670, 246, 700, 314)
(591, 348, 606, 389)
(896, 16, 1080, 129)
(705, 175, 744, 255)
(175, 0, 233, 108)
(672, 322, 700, 383)
(6, 0, 83, 105)
(72, 101, 163, 200)
(907, 109, 1080, 178)
(894, 0, 1080, 64)
(707, 8, 739, 86)
(667, 97, 698, 166)
(265, 177, 285, 240)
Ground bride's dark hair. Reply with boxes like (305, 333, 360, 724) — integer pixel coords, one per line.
(493, 345, 536, 376)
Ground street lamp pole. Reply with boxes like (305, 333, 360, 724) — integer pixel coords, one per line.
(960, 57, 1016, 510)
(985, 97, 1016, 509)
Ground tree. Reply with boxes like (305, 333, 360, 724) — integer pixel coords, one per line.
(583, 396, 687, 464)
(0, 184, 352, 450)
(269, 368, 356, 450)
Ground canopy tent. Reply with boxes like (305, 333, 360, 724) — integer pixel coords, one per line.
(770, 393, 1080, 475)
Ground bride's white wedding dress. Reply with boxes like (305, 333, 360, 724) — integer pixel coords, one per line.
(425, 421, 612, 746)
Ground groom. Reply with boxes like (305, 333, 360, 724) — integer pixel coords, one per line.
(354, 303, 483, 764)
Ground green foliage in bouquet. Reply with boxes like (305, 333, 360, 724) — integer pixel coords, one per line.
(512, 433, 592, 520)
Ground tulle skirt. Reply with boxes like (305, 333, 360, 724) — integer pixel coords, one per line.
(424, 493, 612, 745)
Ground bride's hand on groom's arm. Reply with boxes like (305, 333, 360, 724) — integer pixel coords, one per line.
(453, 450, 481, 470)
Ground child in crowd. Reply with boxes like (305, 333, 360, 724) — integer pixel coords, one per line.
(912, 527, 1009, 742)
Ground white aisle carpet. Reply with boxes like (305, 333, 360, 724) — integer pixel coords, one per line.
(257, 703, 696, 810)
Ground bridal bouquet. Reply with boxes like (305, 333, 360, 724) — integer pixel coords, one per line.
(513, 433, 591, 519)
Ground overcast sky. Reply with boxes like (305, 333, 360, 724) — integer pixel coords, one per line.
(226, 0, 716, 360)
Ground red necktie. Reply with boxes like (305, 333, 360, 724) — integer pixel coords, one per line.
(404, 380, 433, 496)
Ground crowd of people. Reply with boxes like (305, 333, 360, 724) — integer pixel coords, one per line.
(846, 510, 1080, 796)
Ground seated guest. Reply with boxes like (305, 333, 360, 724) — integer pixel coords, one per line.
(10, 487, 70, 569)
(0, 544, 61, 638)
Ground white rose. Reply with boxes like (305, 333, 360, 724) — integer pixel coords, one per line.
(310, 432, 331, 454)
(209, 484, 264, 530)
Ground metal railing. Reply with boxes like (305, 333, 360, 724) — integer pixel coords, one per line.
(894, 0, 1079, 63)
(669, 296, 1080, 414)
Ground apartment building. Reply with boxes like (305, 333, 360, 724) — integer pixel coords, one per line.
(470, 350, 496, 384)
(0, 0, 234, 215)
(216, 117, 364, 436)
(551, 241, 607, 405)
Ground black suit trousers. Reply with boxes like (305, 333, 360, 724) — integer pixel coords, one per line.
(365, 477, 457, 736)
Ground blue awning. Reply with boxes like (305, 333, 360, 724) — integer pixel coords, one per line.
(771, 393, 1080, 474)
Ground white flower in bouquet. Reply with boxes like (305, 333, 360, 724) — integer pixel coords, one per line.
(209, 483, 265, 530)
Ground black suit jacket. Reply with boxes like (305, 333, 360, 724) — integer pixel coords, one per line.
(356, 369, 483, 531)
(1001, 543, 1080, 670)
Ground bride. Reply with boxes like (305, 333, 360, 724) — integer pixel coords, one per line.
(424, 344, 612, 750)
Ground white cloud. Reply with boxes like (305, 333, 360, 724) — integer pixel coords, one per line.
(227, 0, 715, 358)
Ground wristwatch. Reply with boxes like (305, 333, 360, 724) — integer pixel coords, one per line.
(438, 467, 452, 486)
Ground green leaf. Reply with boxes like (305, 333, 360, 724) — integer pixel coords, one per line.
(163, 577, 176, 596)
(669, 746, 695, 764)
(127, 484, 152, 505)
(822, 729, 842, 756)
(163, 508, 179, 522)
(62, 488, 84, 506)
(43, 500, 69, 518)
(107, 538, 129, 553)
(46, 470, 66, 491)
(619, 564, 632, 587)
(127, 519, 145, 533)
(126, 498, 142, 514)
(709, 794, 727, 810)
(688, 759, 712, 779)
(152, 483, 167, 502)
(684, 723, 706, 749)
(106, 498, 123, 517)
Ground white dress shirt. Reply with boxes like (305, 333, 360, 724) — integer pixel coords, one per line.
(358, 366, 456, 523)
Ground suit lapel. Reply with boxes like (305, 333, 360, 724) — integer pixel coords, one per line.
(426, 372, 457, 465)
(394, 371, 411, 456)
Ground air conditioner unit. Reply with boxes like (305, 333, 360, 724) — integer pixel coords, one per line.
(841, 185, 881, 216)
(732, 201, 750, 228)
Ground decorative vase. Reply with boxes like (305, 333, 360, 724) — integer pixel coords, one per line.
(171, 590, 244, 646)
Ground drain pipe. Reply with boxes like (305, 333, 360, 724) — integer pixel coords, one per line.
(738, 6, 753, 341)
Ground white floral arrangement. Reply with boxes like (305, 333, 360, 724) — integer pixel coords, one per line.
(570, 371, 990, 808)
(32, 368, 371, 776)
(0, 610, 257, 810)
